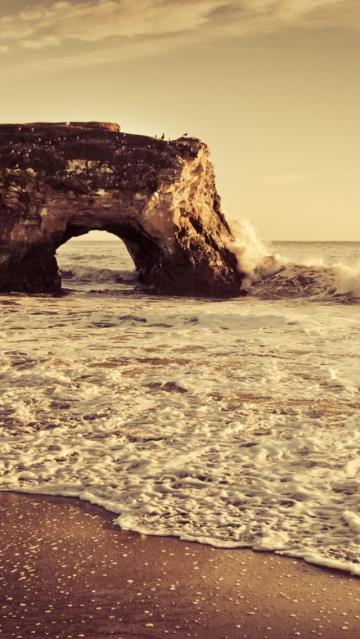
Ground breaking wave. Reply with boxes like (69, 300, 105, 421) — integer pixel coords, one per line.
(59, 224, 359, 302)
(60, 266, 137, 284)
(230, 220, 360, 302)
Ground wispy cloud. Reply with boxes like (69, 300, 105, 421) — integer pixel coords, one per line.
(2, 0, 231, 47)
(0, 0, 358, 69)
(21, 34, 61, 50)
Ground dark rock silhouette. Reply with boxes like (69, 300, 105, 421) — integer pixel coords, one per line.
(0, 122, 243, 297)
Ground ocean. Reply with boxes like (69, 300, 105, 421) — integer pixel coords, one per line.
(0, 234, 359, 575)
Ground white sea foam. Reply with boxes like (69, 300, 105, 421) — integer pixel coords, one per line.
(0, 237, 359, 576)
(61, 266, 137, 284)
(229, 220, 360, 301)
(228, 218, 273, 276)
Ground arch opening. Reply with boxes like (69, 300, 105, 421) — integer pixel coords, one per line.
(56, 230, 138, 293)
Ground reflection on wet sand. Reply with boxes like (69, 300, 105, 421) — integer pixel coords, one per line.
(1, 493, 360, 639)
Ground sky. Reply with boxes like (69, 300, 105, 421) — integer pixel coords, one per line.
(1, 0, 359, 240)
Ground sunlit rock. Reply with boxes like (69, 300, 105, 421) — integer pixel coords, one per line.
(0, 122, 243, 297)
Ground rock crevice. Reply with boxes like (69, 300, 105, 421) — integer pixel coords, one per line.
(0, 122, 243, 297)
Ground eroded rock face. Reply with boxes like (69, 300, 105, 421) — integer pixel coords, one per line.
(0, 122, 243, 297)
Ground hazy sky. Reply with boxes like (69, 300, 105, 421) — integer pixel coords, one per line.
(1, 0, 359, 240)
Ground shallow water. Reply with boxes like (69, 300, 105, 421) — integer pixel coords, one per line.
(0, 238, 359, 575)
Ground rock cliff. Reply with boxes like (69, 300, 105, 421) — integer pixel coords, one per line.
(0, 122, 243, 297)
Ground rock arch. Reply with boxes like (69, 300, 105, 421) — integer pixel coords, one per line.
(0, 122, 243, 297)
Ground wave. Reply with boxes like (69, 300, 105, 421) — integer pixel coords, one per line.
(248, 261, 360, 302)
(60, 223, 359, 301)
(230, 220, 360, 302)
(60, 266, 138, 284)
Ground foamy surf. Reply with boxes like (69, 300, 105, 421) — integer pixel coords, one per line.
(247, 261, 360, 302)
(0, 233, 359, 577)
(230, 220, 360, 302)
(61, 266, 138, 284)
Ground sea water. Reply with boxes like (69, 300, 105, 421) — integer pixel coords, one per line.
(0, 232, 359, 575)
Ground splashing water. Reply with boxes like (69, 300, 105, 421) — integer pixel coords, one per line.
(229, 220, 360, 302)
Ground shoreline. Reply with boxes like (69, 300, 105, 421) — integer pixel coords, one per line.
(0, 492, 359, 639)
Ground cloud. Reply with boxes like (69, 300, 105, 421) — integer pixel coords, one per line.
(2, 0, 231, 45)
(0, 0, 358, 69)
(21, 34, 61, 50)
(0, 45, 9, 54)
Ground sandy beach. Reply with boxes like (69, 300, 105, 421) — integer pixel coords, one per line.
(0, 492, 359, 639)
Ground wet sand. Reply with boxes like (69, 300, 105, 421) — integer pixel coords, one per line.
(0, 492, 359, 639)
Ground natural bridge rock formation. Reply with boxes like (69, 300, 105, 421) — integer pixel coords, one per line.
(0, 122, 243, 297)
